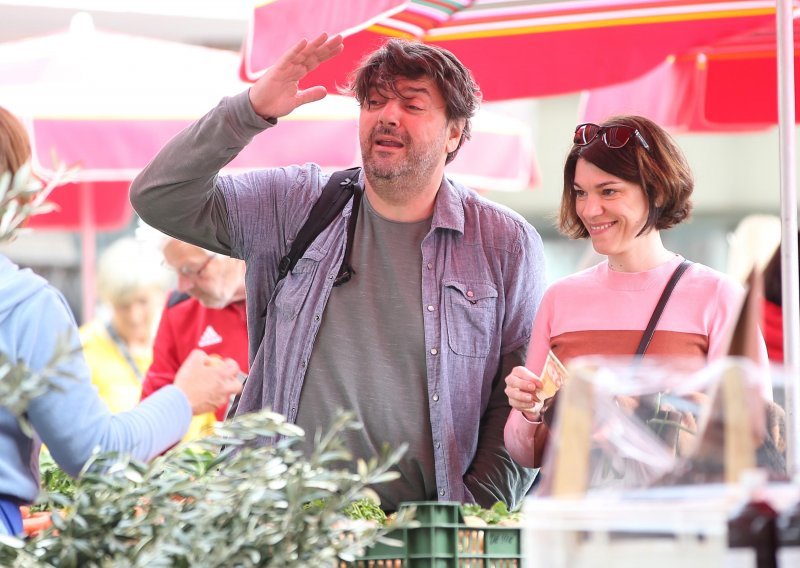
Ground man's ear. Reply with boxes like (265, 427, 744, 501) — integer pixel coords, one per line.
(446, 119, 465, 154)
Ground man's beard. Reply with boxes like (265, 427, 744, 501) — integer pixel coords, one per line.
(361, 126, 446, 206)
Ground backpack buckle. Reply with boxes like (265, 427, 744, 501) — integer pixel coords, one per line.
(277, 255, 292, 279)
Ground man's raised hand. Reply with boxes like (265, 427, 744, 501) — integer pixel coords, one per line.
(249, 33, 344, 120)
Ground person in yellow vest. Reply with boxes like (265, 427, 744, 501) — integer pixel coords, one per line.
(79, 237, 170, 413)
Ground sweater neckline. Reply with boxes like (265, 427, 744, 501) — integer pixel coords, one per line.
(599, 255, 686, 291)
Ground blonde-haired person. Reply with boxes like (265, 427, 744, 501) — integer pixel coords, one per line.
(0, 106, 243, 537)
(79, 237, 171, 413)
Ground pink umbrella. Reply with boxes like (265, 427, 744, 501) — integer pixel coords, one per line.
(240, 0, 779, 101)
(0, 14, 354, 232)
(580, 15, 800, 131)
(0, 14, 537, 319)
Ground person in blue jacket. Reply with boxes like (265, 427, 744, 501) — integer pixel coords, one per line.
(0, 105, 243, 536)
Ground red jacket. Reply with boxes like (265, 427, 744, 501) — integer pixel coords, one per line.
(762, 299, 783, 363)
(141, 291, 249, 420)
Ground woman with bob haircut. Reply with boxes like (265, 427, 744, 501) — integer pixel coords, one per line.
(502, 115, 768, 469)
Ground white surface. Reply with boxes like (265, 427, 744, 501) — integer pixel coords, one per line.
(0, 0, 248, 48)
(523, 482, 800, 568)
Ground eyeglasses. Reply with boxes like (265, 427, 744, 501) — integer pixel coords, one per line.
(573, 123, 651, 153)
(164, 253, 216, 278)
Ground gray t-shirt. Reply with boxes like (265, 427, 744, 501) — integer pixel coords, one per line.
(295, 193, 435, 511)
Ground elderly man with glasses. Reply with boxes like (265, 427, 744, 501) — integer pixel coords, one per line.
(140, 237, 249, 441)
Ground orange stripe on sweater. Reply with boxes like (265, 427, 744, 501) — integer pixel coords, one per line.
(551, 329, 708, 365)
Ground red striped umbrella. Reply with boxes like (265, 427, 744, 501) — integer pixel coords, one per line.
(581, 14, 800, 131)
(241, 0, 779, 101)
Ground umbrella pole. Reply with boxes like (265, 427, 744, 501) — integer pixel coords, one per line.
(80, 182, 96, 325)
(776, 0, 800, 477)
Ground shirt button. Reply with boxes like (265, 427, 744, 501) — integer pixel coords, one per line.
(427, 305, 435, 312)
(328, 274, 335, 280)
(301, 360, 306, 368)
(430, 348, 438, 355)
(439, 489, 446, 496)
(427, 262, 433, 270)
(467, 290, 474, 298)
(432, 393, 439, 402)
(314, 314, 321, 321)
(435, 441, 441, 449)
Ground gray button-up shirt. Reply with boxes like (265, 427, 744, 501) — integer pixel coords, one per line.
(130, 90, 546, 507)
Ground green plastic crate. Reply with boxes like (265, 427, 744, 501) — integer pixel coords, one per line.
(345, 501, 522, 568)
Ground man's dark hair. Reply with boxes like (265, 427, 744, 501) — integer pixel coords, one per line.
(344, 39, 481, 164)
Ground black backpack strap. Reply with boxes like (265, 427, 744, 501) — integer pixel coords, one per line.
(635, 259, 693, 356)
(234, 167, 361, 420)
(277, 167, 361, 282)
(332, 186, 362, 286)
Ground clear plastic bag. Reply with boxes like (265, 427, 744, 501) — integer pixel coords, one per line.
(535, 355, 776, 497)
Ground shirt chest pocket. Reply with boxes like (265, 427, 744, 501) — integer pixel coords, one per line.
(273, 248, 326, 320)
(443, 280, 498, 358)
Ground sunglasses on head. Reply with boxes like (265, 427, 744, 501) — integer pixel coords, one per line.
(573, 123, 651, 153)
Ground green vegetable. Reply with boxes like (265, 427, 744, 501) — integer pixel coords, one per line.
(343, 498, 387, 524)
(31, 450, 76, 513)
(305, 496, 388, 525)
(461, 501, 522, 525)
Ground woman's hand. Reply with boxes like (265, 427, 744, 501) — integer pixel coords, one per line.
(505, 365, 545, 421)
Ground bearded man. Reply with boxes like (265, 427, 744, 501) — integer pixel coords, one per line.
(130, 34, 545, 511)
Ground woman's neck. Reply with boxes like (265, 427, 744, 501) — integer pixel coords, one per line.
(607, 232, 676, 272)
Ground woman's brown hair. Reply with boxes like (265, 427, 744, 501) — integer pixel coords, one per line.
(560, 115, 693, 239)
(0, 106, 31, 177)
(763, 231, 800, 306)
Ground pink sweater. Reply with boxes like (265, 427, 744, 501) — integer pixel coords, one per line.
(505, 255, 769, 467)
